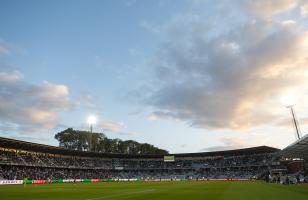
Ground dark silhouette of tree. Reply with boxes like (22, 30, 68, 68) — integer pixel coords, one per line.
(55, 128, 168, 154)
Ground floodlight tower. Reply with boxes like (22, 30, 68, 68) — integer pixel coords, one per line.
(87, 116, 97, 151)
(281, 93, 302, 140)
(87, 116, 96, 133)
(287, 105, 302, 140)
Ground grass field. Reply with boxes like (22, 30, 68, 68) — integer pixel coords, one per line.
(0, 181, 307, 200)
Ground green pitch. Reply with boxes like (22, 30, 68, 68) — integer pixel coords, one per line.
(0, 181, 307, 200)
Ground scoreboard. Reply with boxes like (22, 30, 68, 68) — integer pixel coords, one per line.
(163, 155, 175, 162)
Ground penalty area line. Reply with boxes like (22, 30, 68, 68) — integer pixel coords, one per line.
(85, 189, 156, 200)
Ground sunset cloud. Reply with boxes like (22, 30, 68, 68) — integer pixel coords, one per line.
(100, 120, 140, 136)
(300, 2, 308, 17)
(247, 0, 298, 17)
(143, 1, 308, 130)
(0, 70, 74, 133)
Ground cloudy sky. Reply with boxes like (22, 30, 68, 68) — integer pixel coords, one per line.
(1, 0, 308, 153)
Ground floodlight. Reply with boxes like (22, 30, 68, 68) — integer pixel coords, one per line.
(280, 93, 296, 107)
(87, 116, 97, 125)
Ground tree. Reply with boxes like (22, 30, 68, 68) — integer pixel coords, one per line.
(54, 128, 168, 154)
(54, 128, 106, 152)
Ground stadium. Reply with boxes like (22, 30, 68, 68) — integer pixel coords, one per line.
(2, 0, 308, 199)
(0, 135, 308, 199)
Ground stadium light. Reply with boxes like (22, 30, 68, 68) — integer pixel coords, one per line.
(287, 105, 301, 140)
(280, 93, 301, 140)
(280, 93, 296, 107)
(87, 115, 97, 152)
(87, 115, 97, 133)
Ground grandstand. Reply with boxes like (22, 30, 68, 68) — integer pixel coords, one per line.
(279, 134, 308, 177)
(0, 136, 286, 181)
(280, 134, 308, 162)
(0, 135, 308, 200)
(0, 136, 307, 183)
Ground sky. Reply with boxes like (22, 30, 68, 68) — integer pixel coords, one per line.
(1, 0, 308, 153)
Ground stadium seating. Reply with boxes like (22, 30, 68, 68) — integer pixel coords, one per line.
(0, 145, 280, 180)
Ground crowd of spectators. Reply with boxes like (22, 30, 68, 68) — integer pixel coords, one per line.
(0, 149, 279, 180)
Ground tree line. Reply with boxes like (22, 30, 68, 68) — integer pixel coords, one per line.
(54, 128, 168, 155)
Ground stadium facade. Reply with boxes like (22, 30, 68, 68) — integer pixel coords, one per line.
(0, 136, 306, 184)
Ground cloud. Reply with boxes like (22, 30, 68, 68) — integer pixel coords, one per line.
(140, 1, 308, 130)
(202, 137, 248, 152)
(0, 70, 23, 82)
(147, 114, 158, 121)
(276, 116, 308, 128)
(0, 70, 74, 133)
(147, 111, 181, 122)
(140, 20, 161, 34)
(78, 93, 96, 109)
(101, 120, 125, 133)
(0, 40, 12, 55)
(100, 120, 140, 136)
(116, 131, 140, 136)
(300, 2, 308, 17)
(247, 0, 298, 17)
(281, 20, 297, 26)
(202, 127, 291, 152)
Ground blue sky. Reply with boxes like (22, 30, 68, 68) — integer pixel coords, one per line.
(1, 0, 308, 153)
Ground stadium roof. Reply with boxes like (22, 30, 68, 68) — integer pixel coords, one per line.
(280, 134, 308, 161)
(0, 136, 280, 159)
